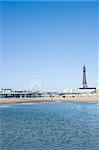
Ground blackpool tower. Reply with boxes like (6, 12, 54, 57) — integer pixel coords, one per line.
(79, 65, 96, 90)
(82, 65, 87, 88)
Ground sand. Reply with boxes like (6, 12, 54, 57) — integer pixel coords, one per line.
(0, 96, 99, 104)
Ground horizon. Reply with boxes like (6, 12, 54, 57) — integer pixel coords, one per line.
(0, 1, 98, 90)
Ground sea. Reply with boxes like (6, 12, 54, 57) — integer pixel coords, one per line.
(0, 102, 99, 150)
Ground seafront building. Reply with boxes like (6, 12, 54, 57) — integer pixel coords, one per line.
(0, 87, 97, 99)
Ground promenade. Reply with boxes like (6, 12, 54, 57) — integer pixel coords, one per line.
(0, 95, 99, 104)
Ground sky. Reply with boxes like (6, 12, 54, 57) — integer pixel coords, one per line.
(0, 1, 98, 91)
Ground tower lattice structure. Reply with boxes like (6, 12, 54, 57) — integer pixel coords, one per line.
(82, 65, 87, 88)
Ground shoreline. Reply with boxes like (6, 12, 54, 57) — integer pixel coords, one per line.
(0, 96, 99, 104)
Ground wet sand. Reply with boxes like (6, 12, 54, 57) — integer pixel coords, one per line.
(0, 96, 99, 104)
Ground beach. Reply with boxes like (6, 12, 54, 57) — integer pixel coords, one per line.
(0, 95, 99, 104)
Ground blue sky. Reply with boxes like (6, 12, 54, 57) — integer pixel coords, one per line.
(0, 1, 98, 91)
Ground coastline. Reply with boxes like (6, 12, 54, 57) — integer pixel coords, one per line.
(0, 96, 99, 104)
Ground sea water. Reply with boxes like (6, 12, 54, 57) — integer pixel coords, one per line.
(0, 102, 99, 150)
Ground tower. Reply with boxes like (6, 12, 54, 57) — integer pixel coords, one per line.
(79, 65, 96, 91)
(82, 65, 87, 88)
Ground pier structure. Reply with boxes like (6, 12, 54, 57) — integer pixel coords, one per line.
(0, 89, 42, 98)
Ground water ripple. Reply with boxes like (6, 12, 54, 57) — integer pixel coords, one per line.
(0, 102, 99, 150)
